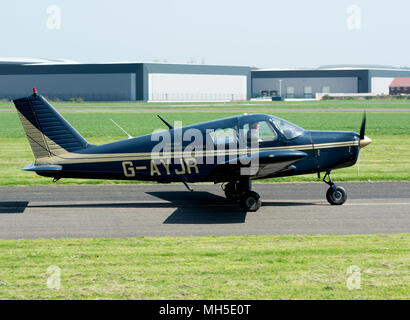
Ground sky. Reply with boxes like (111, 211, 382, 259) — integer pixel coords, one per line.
(0, 0, 409, 68)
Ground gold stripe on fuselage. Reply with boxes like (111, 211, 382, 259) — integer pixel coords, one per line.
(36, 140, 359, 165)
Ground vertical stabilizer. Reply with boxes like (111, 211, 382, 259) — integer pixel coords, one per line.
(13, 89, 90, 162)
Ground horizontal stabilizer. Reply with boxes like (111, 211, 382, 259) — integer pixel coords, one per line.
(22, 164, 62, 172)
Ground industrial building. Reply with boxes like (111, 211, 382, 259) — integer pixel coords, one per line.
(2, 59, 410, 101)
(251, 66, 410, 99)
(0, 58, 251, 101)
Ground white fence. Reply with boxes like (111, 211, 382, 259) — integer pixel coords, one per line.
(148, 93, 247, 102)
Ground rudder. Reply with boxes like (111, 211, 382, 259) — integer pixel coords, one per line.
(13, 89, 90, 162)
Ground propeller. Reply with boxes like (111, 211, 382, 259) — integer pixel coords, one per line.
(359, 112, 372, 148)
(357, 112, 372, 175)
(359, 112, 366, 140)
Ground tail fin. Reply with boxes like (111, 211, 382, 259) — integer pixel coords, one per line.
(13, 89, 90, 161)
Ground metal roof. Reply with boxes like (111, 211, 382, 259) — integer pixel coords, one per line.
(254, 65, 410, 72)
(0, 57, 78, 65)
(390, 77, 410, 87)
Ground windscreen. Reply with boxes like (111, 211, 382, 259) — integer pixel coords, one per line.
(269, 116, 304, 139)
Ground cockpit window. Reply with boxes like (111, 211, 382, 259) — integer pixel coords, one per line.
(243, 121, 278, 142)
(209, 127, 237, 145)
(270, 117, 304, 139)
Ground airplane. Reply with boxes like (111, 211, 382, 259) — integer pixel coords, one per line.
(13, 88, 372, 212)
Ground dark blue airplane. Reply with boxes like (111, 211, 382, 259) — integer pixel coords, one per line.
(13, 89, 371, 212)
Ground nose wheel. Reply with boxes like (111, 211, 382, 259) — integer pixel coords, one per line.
(323, 171, 347, 205)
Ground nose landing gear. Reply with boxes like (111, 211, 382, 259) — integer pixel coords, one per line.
(322, 171, 347, 205)
(222, 180, 261, 212)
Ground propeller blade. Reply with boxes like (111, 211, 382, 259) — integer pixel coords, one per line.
(357, 149, 361, 175)
(359, 112, 366, 140)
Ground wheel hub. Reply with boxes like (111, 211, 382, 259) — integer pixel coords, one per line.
(246, 198, 256, 208)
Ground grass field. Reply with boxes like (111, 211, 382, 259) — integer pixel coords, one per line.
(0, 234, 408, 300)
(1, 98, 410, 109)
(1, 109, 409, 185)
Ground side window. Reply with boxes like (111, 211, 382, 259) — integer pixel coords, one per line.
(243, 121, 278, 143)
(209, 127, 237, 145)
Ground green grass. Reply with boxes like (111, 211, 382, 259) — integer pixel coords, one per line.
(1, 98, 410, 109)
(1, 111, 410, 185)
(0, 234, 408, 299)
(2, 111, 410, 137)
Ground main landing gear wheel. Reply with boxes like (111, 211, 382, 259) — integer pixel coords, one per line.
(240, 191, 261, 212)
(223, 180, 262, 212)
(326, 186, 347, 205)
(322, 171, 347, 205)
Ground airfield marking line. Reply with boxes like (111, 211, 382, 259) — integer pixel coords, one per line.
(343, 202, 410, 206)
(23, 199, 410, 204)
(260, 201, 410, 207)
(262, 200, 410, 205)
(25, 200, 236, 207)
(22, 200, 410, 208)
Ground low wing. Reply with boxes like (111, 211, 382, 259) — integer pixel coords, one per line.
(208, 150, 308, 182)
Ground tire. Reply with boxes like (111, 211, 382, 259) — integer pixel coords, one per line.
(326, 186, 347, 205)
(240, 191, 261, 212)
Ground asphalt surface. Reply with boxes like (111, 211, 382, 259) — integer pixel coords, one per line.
(0, 182, 409, 239)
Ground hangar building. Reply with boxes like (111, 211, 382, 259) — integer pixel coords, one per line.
(251, 66, 410, 98)
(2, 59, 410, 101)
(0, 58, 251, 101)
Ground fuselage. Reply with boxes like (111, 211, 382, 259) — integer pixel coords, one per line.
(35, 113, 361, 183)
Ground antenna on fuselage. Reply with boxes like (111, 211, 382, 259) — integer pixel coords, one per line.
(110, 119, 133, 139)
(157, 114, 174, 130)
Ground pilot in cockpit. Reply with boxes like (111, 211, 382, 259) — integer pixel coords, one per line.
(247, 121, 262, 143)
